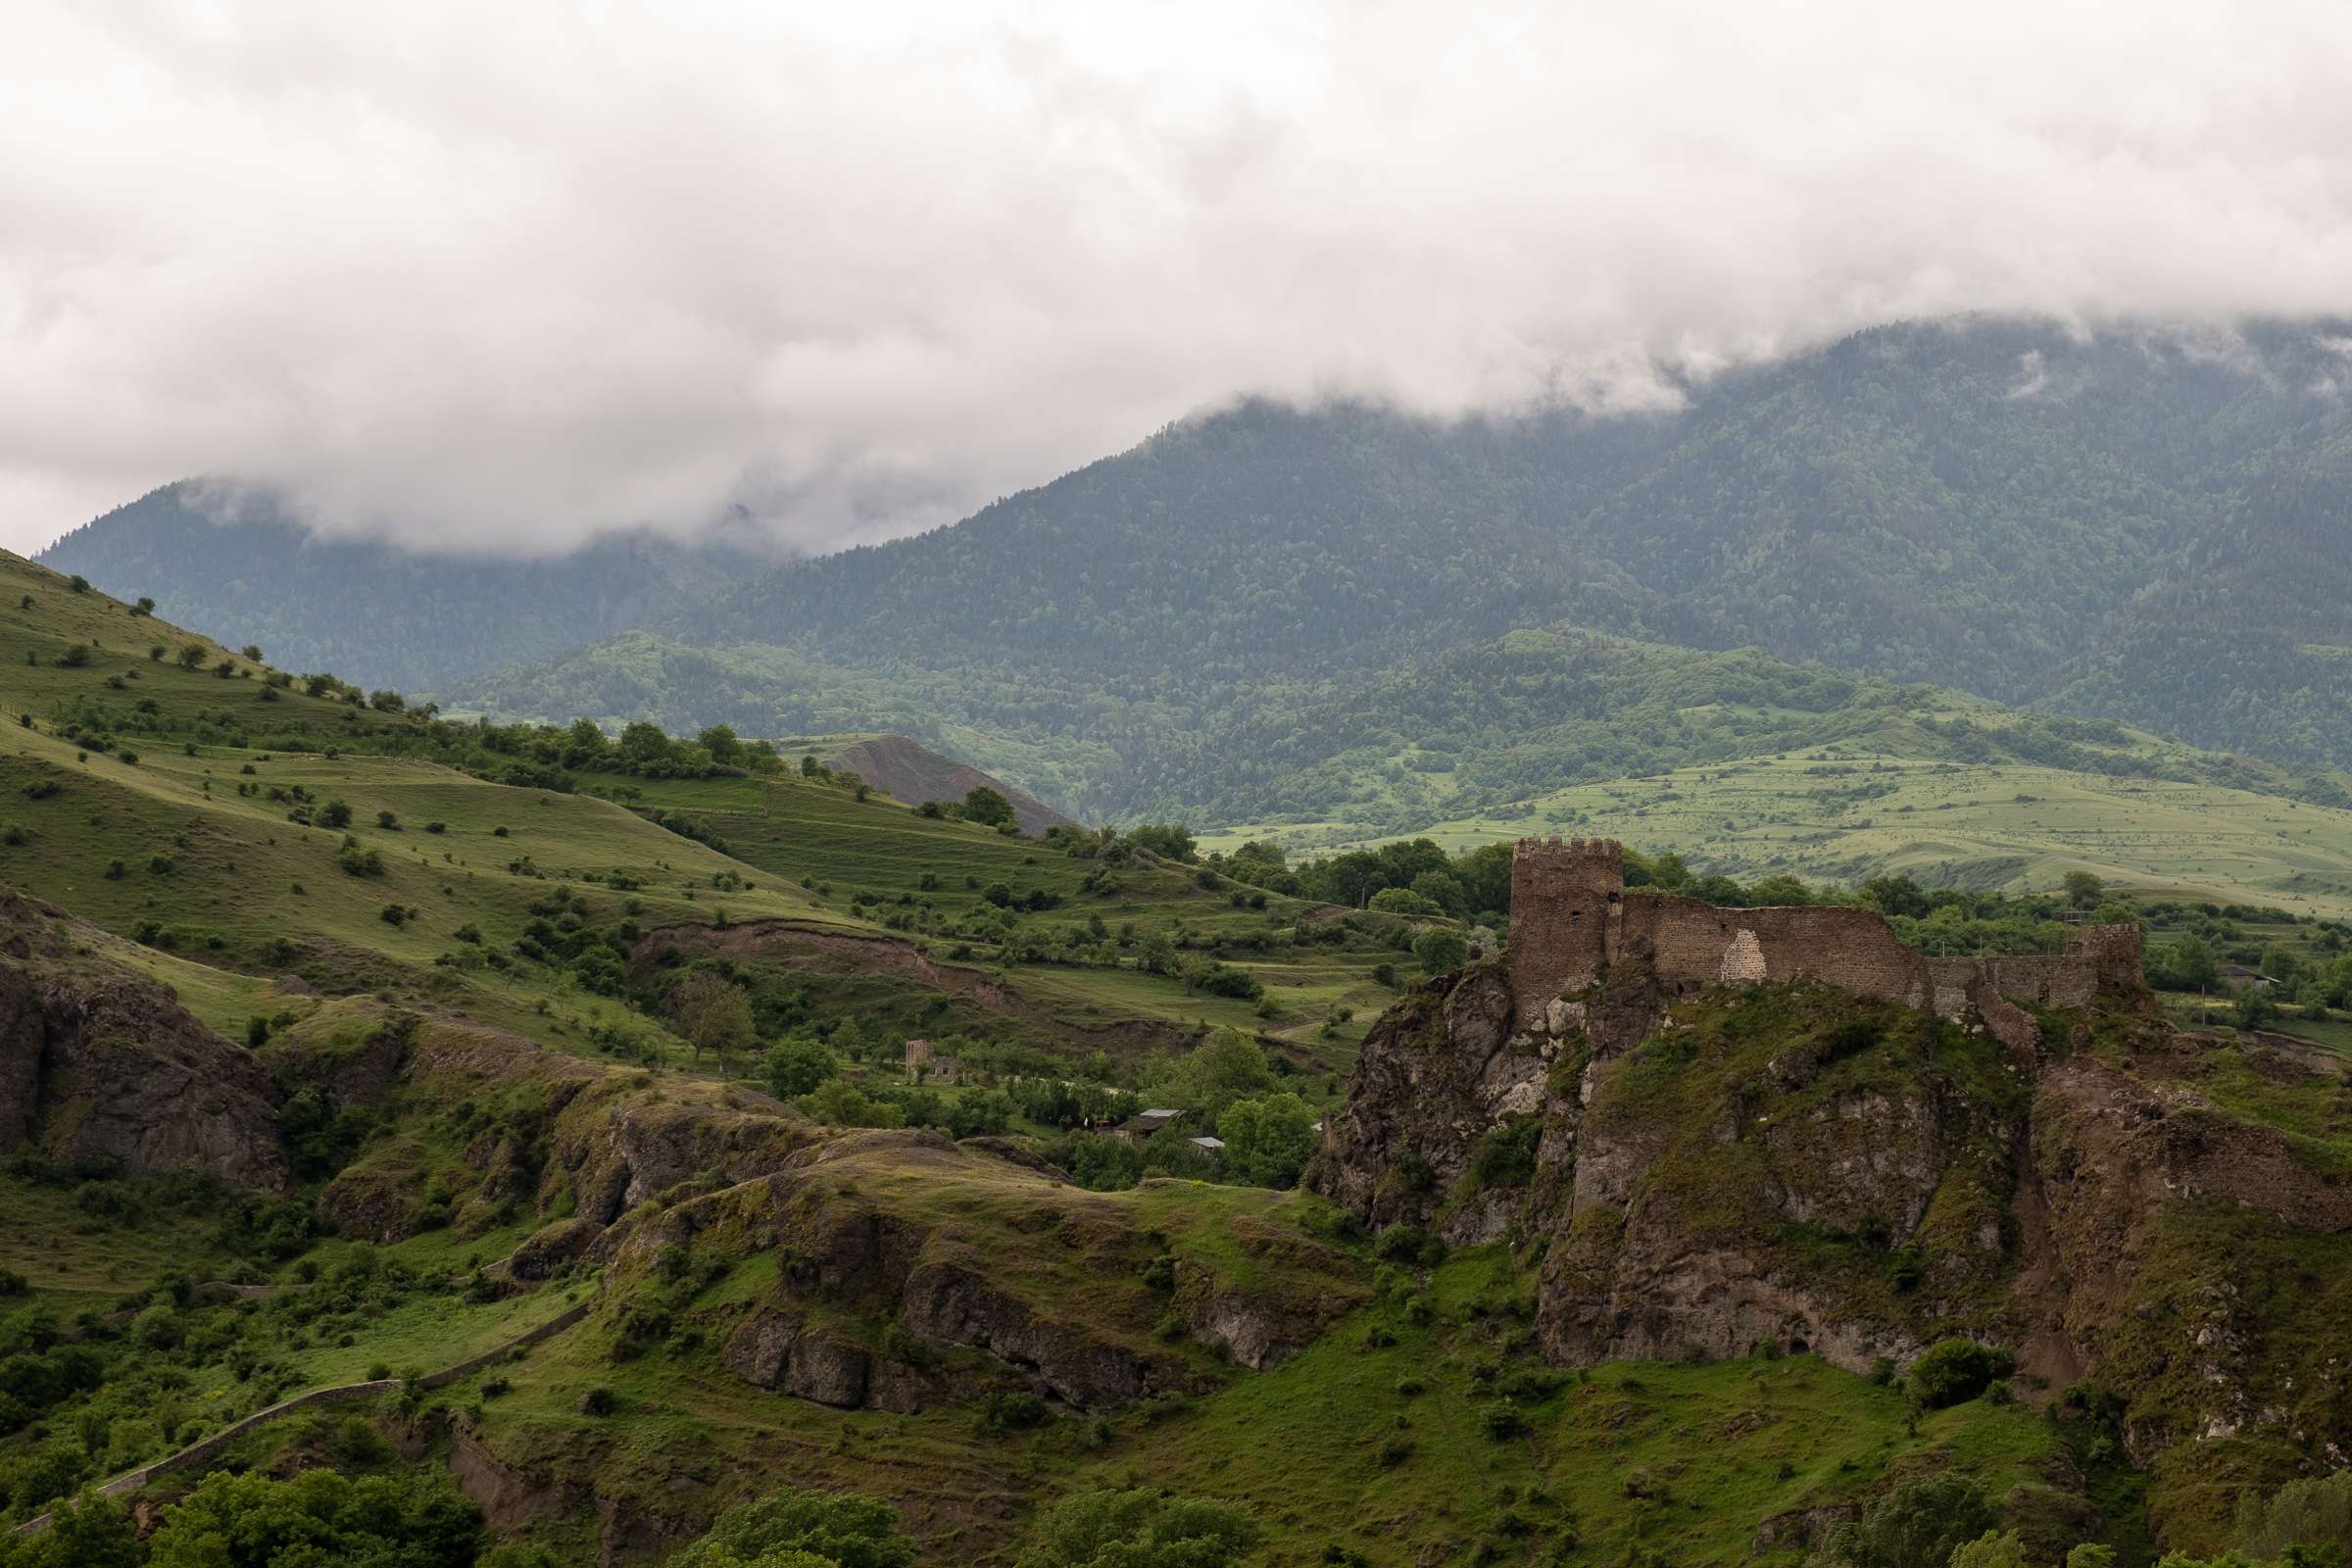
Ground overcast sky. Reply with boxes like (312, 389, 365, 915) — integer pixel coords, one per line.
(6, 2, 2352, 557)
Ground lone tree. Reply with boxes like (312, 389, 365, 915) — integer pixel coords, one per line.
(960, 786, 1015, 828)
(671, 970, 756, 1077)
(174, 644, 207, 669)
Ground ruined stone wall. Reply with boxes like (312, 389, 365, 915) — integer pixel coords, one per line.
(1618, 895, 1936, 1012)
(1503, 838, 2147, 1032)
(1506, 838, 1624, 1017)
(2070, 924, 2147, 1000)
(1976, 954, 2100, 1009)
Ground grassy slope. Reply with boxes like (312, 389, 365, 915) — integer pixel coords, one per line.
(465, 1243, 2079, 1568)
(0, 550, 1400, 1069)
(594, 770, 1402, 1073)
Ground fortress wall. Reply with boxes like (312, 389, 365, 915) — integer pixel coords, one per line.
(2070, 924, 2147, 998)
(1977, 954, 2099, 1009)
(1502, 839, 2148, 1036)
(1620, 895, 1935, 1011)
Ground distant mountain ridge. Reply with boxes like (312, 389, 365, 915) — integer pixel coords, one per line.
(44, 317, 2352, 828)
(37, 483, 776, 691)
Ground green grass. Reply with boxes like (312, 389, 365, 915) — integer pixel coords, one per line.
(593, 768, 1411, 1083)
(0, 1174, 240, 1311)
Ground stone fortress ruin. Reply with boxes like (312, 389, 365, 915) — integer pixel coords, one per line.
(1506, 837, 2147, 1049)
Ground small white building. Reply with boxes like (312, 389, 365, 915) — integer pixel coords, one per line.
(1190, 1136, 1226, 1152)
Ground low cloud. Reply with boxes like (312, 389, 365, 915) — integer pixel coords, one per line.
(7, 2, 2352, 555)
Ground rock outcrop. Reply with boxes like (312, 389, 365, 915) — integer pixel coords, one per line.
(1313, 927, 2351, 1538)
(0, 892, 285, 1190)
(607, 1130, 1364, 1415)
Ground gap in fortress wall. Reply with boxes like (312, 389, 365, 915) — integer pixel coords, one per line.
(1504, 837, 2146, 1049)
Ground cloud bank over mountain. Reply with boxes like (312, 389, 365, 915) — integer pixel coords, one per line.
(6, 1, 2352, 554)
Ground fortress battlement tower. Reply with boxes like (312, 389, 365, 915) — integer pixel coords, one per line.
(1506, 836, 1626, 1015)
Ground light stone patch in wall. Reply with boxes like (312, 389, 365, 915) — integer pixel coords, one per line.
(1719, 928, 1768, 983)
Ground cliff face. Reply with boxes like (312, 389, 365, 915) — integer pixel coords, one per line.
(1310, 958, 2352, 1524)
(600, 1130, 1369, 1416)
(0, 892, 285, 1191)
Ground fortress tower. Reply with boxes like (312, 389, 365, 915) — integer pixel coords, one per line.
(1506, 837, 1625, 1017)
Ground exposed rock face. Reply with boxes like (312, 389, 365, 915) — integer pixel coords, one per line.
(1312, 965, 1551, 1240)
(446, 1424, 590, 1531)
(544, 1082, 815, 1227)
(720, 1312, 874, 1406)
(2030, 1048, 2352, 1464)
(0, 895, 285, 1190)
(616, 1130, 1364, 1415)
(318, 1163, 425, 1243)
(1315, 939, 2352, 1531)
(507, 1216, 604, 1282)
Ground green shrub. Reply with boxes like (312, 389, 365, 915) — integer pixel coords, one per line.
(1015, 1488, 1256, 1568)
(976, 1391, 1049, 1435)
(1467, 1114, 1542, 1190)
(1479, 1400, 1524, 1440)
(674, 1488, 913, 1568)
(1812, 1474, 1993, 1568)
(1908, 1339, 2016, 1408)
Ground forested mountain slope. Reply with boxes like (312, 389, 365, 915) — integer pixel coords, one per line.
(698, 320, 2352, 706)
(454, 318, 2351, 798)
(38, 483, 774, 690)
(50, 318, 2352, 816)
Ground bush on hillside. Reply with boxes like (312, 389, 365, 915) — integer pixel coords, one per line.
(1908, 1339, 2016, 1408)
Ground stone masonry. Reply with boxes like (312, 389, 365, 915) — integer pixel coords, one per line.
(1506, 837, 2145, 1048)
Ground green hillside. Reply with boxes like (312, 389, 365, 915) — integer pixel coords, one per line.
(0, 550, 2341, 1568)
(1205, 718, 2352, 920)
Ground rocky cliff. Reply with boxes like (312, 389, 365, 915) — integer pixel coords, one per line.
(593, 1129, 1367, 1415)
(1310, 956, 2352, 1537)
(0, 890, 285, 1190)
